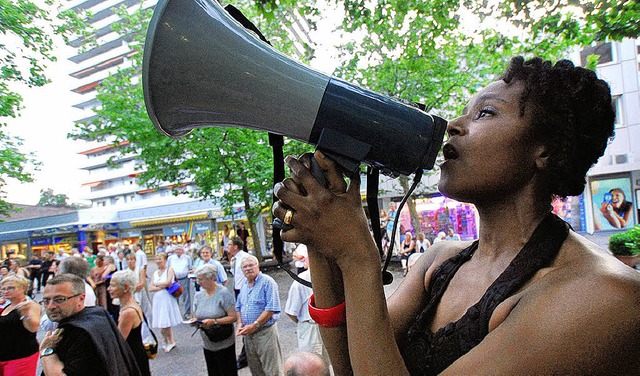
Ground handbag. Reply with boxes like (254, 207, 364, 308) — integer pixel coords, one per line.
(201, 323, 234, 342)
(166, 281, 183, 298)
(142, 313, 158, 360)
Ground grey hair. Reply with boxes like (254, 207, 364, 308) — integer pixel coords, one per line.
(194, 264, 218, 282)
(111, 270, 137, 292)
(240, 255, 259, 267)
(48, 274, 86, 294)
(59, 257, 91, 279)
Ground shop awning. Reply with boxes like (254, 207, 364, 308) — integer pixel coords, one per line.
(129, 212, 210, 227)
(82, 180, 104, 187)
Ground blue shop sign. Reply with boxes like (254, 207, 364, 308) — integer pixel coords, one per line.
(194, 222, 211, 234)
(163, 226, 187, 236)
(120, 230, 142, 238)
(31, 238, 52, 246)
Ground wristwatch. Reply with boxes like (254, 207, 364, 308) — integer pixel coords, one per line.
(40, 348, 55, 358)
(253, 320, 261, 328)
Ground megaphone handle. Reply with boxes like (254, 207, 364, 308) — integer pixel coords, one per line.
(273, 156, 328, 231)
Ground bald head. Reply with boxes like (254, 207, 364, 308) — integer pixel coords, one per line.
(284, 352, 329, 376)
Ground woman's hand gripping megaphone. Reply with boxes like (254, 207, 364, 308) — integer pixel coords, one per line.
(272, 153, 329, 231)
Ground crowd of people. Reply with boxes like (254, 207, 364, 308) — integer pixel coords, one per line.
(0, 236, 331, 376)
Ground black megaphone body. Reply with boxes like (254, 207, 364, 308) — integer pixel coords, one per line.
(142, 0, 447, 177)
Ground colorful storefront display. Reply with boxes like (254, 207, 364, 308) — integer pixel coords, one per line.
(399, 195, 478, 240)
(551, 195, 586, 232)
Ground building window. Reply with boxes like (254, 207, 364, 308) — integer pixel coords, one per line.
(613, 96, 623, 128)
(580, 42, 614, 66)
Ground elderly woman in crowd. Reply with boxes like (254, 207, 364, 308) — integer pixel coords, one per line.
(191, 264, 237, 376)
(192, 246, 228, 290)
(0, 275, 41, 375)
(108, 270, 151, 376)
(148, 252, 182, 352)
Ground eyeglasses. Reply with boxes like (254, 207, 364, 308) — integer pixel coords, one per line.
(0, 286, 16, 292)
(41, 294, 82, 306)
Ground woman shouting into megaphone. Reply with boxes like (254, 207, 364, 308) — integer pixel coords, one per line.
(273, 56, 640, 375)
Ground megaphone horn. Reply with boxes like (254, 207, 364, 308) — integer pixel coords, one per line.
(142, 0, 447, 176)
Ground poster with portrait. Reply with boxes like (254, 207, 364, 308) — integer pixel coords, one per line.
(590, 177, 635, 231)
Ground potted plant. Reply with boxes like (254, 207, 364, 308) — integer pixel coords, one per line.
(608, 225, 640, 267)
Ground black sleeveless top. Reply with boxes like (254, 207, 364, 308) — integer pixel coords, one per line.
(0, 307, 39, 360)
(400, 213, 570, 375)
(122, 307, 151, 376)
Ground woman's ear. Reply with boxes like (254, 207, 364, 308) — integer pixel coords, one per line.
(534, 144, 550, 170)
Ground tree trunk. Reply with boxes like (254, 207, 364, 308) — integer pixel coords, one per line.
(398, 176, 423, 237)
(242, 185, 263, 262)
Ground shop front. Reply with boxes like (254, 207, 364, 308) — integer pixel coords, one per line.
(399, 195, 479, 241)
(29, 233, 77, 255)
(1, 241, 28, 260)
(126, 211, 215, 255)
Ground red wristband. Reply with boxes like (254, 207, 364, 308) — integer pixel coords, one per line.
(308, 293, 346, 328)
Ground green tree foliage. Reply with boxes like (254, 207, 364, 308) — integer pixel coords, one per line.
(330, 0, 638, 235)
(69, 0, 638, 245)
(0, 0, 87, 217)
(69, 3, 313, 258)
(37, 188, 70, 207)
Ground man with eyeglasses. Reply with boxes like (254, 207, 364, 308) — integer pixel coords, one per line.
(39, 274, 141, 376)
(236, 255, 284, 376)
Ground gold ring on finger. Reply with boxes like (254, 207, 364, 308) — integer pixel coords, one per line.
(283, 210, 294, 225)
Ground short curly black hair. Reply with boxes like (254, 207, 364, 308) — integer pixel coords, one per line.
(501, 56, 615, 197)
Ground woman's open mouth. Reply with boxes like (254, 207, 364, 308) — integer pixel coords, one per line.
(442, 143, 459, 160)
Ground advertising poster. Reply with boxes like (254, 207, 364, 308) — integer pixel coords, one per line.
(590, 177, 635, 230)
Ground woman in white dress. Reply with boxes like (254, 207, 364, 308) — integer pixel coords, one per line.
(148, 253, 182, 352)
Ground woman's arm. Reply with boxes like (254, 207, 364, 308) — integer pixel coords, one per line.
(165, 267, 176, 287)
(135, 269, 146, 292)
(101, 265, 115, 279)
(85, 276, 96, 290)
(308, 253, 351, 375)
(203, 306, 237, 327)
(17, 300, 41, 333)
(148, 272, 161, 292)
(275, 152, 408, 375)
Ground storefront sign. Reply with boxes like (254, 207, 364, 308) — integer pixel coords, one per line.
(163, 226, 187, 236)
(120, 230, 142, 238)
(31, 238, 52, 246)
(194, 222, 211, 234)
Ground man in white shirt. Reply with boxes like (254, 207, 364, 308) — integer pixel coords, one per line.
(284, 261, 329, 366)
(228, 236, 250, 369)
(228, 237, 249, 297)
(133, 243, 148, 272)
(114, 250, 128, 271)
(55, 249, 69, 261)
(167, 245, 193, 318)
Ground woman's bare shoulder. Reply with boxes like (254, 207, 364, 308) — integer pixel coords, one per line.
(448, 233, 640, 374)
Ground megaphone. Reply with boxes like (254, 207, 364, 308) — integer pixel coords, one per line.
(142, 0, 447, 176)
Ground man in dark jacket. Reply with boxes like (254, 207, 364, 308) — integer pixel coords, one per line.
(39, 274, 141, 376)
